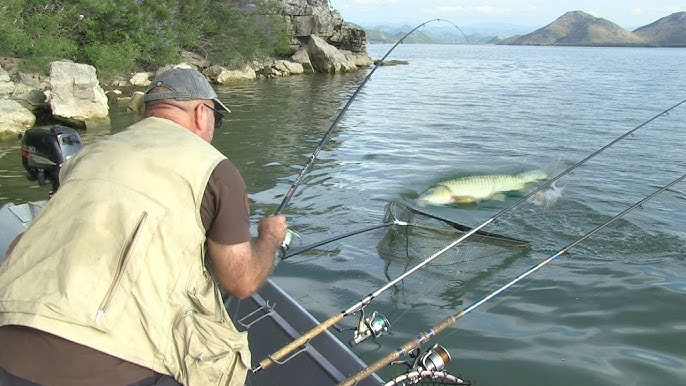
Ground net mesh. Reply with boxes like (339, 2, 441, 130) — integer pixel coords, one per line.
(375, 200, 531, 320)
(381, 200, 529, 249)
(377, 201, 529, 276)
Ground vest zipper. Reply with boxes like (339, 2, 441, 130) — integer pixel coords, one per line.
(95, 211, 148, 323)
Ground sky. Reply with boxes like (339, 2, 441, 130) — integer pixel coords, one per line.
(328, 0, 684, 30)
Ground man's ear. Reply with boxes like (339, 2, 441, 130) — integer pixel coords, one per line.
(190, 103, 207, 136)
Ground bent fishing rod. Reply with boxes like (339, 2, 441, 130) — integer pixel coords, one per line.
(274, 18, 467, 216)
(340, 172, 686, 386)
(253, 97, 686, 373)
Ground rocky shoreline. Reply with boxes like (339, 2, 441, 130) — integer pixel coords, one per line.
(0, 0, 373, 136)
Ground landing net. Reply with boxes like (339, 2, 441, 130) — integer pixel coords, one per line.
(376, 200, 531, 307)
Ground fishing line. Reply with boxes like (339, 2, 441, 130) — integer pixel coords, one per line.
(274, 18, 468, 215)
(253, 97, 686, 373)
(340, 172, 686, 386)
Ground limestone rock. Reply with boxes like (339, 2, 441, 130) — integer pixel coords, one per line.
(306, 35, 357, 74)
(0, 99, 35, 135)
(48, 61, 109, 129)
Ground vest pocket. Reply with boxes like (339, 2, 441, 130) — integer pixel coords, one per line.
(172, 309, 250, 386)
(95, 211, 148, 323)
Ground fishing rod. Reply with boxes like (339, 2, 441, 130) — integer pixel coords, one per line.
(253, 97, 686, 373)
(340, 172, 686, 386)
(274, 18, 467, 216)
(284, 221, 402, 259)
(284, 207, 530, 259)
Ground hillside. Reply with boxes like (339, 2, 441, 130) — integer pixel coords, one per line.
(364, 25, 436, 44)
(499, 11, 645, 46)
(358, 21, 529, 45)
(634, 11, 686, 46)
(360, 11, 686, 47)
(500, 10, 686, 46)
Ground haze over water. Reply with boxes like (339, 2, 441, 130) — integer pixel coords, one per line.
(1, 44, 685, 385)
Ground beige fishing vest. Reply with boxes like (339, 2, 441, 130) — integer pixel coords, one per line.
(0, 117, 250, 386)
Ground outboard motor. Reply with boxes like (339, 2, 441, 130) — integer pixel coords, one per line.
(21, 125, 83, 195)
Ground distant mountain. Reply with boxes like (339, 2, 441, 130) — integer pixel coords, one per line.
(634, 11, 686, 46)
(500, 10, 686, 46)
(363, 24, 435, 44)
(361, 24, 501, 45)
(357, 11, 686, 47)
(500, 11, 643, 45)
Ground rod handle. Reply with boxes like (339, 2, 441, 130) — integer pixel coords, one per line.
(255, 312, 345, 371)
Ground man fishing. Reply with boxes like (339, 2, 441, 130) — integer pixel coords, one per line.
(0, 68, 287, 386)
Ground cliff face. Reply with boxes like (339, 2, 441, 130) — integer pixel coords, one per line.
(280, 0, 367, 53)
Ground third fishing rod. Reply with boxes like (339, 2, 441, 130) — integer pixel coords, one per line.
(253, 96, 686, 373)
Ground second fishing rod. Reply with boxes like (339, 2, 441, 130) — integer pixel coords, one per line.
(253, 96, 686, 373)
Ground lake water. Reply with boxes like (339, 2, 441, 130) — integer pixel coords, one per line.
(1, 44, 685, 385)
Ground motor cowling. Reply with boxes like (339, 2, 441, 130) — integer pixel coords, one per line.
(21, 124, 83, 193)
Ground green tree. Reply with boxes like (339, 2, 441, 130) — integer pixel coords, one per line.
(197, 0, 293, 66)
(0, 0, 293, 80)
(0, 0, 79, 72)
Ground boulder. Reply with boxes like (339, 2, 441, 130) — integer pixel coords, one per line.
(306, 35, 357, 74)
(129, 72, 151, 87)
(180, 51, 211, 70)
(290, 48, 315, 73)
(0, 99, 35, 135)
(9, 71, 50, 112)
(0, 67, 15, 97)
(48, 61, 109, 129)
(11, 87, 47, 112)
(274, 60, 305, 75)
(342, 50, 374, 67)
(153, 63, 195, 77)
(216, 66, 258, 83)
(205, 65, 226, 82)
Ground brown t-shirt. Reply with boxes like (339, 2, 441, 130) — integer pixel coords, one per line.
(0, 159, 252, 385)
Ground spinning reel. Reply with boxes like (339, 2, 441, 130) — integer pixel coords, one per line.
(386, 344, 469, 385)
(348, 309, 392, 346)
